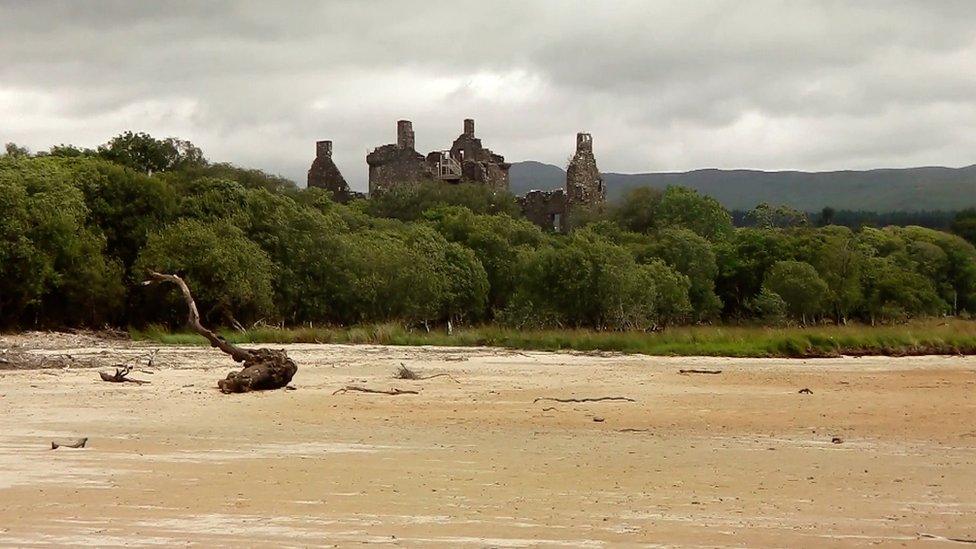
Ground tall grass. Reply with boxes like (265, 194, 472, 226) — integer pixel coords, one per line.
(129, 319, 976, 357)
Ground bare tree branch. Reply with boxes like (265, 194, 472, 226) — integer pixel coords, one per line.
(141, 271, 296, 393)
(533, 396, 636, 403)
(142, 271, 253, 363)
(332, 385, 419, 396)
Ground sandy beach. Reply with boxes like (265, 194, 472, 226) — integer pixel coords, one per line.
(1, 333, 974, 547)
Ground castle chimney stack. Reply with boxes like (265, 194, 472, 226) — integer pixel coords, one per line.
(316, 140, 333, 159)
(463, 118, 475, 137)
(576, 132, 593, 154)
(396, 120, 415, 150)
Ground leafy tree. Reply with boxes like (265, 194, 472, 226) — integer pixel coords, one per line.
(860, 256, 946, 323)
(0, 157, 124, 326)
(134, 219, 276, 326)
(98, 131, 205, 175)
(654, 186, 733, 241)
(819, 206, 836, 227)
(366, 181, 519, 221)
(745, 287, 788, 325)
(951, 208, 976, 245)
(640, 228, 722, 321)
(177, 177, 249, 222)
(3, 143, 31, 158)
(746, 202, 809, 229)
(565, 202, 611, 231)
(612, 187, 662, 233)
(329, 229, 446, 324)
(424, 206, 546, 313)
(44, 144, 95, 158)
(642, 259, 693, 325)
(806, 226, 864, 323)
(231, 188, 350, 323)
(162, 162, 297, 193)
(70, 158, 177, 268)
(402, 225, 489, 323)
(503, 232, 680, 330)
(714, 228, 791, 317)
(761, 261, 828, 323)
(897, 226, 976, 314)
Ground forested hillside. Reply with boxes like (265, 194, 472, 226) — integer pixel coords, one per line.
(4, 135, 976, 332)
(510, 161, 976, 211)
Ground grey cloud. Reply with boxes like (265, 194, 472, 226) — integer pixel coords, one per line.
(1, 0, 974, 190)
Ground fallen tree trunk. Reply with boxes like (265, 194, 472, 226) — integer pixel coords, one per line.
(142, 272, 296, 393)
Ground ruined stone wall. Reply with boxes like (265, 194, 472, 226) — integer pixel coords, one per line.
(307, 140, 354, 202)
(517, 189, 568, 232)
(367, 145, 432, 194)
(449, 119, 510, 190)
(565, 132, 605, 206)
(365, 117, 513, 195)
(366, 120, 435, 194)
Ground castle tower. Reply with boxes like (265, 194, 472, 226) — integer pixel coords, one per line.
(565, 132, 604, 205)
(307, 139, 352, 202)
(396, 120, 415, 149)
(316, 139, 333, 159)
(366, 120, 431, 194)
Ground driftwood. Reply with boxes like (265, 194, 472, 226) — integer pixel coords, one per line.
(332, 385, 419, 396)
(533, 396, 636, 403)
(395, 363, 460, 383)
(678, 369, 723, 375)
(51, 437, 87, 450)
(98, 365, 150, 384)
(918, 533, 976, 544)
(142, 272, 296, 393)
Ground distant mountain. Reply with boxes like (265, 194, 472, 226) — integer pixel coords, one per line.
(509, 161, 976, 212)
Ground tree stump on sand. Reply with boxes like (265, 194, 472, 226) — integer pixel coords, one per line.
(143, 271, 297, 393)
(217, 347, 296, 393)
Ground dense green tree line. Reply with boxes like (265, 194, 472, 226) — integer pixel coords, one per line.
(4, 134, 976, 330)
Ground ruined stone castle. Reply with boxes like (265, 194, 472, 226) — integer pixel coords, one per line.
(518, 132, 605, 232)
(306, 139, 358, 203)
(365, 119, 510, 195)
(308, 119, 604, 231)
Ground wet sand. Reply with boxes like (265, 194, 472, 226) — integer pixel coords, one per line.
(1, 333, 975, 547)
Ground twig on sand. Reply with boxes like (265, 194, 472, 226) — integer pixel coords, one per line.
(98, 365, 150, 384)
(332, 385, 419, 396)
(533, 396, 635, 403)
(395, 363, 460, 383)
(678, 369, 723, 375)
(918, 533, 976, 544)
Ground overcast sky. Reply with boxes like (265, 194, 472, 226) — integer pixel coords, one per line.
(2, 1, 975, 191)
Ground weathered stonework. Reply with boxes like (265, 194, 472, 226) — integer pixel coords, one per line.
(566, 132, 605, 206)
(448, 119, 511, 191)
(366, 120, 435, 195)
(366, 118, 510, 195)
(307, 140, 355, 202)
(518, 132, 606, 233)
(517, 189, 568, 232)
